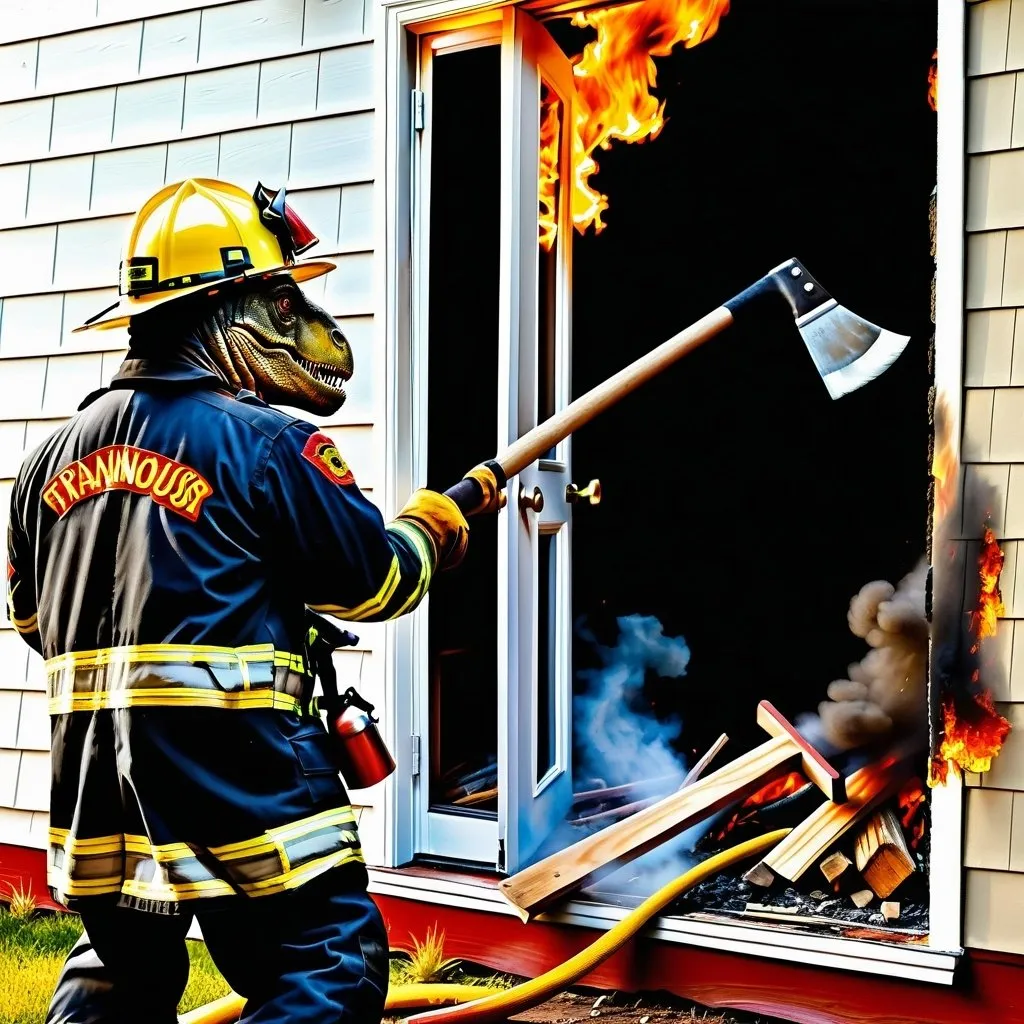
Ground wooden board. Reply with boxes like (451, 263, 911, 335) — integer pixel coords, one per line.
(743, 756, 916, 888)
(756, 701, 846, 802)
(498, 734, 802, 921)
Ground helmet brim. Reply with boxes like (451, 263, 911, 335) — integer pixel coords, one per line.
(71, 259, 337, 333)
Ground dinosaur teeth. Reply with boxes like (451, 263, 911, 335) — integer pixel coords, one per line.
(296, 356, 344, 389)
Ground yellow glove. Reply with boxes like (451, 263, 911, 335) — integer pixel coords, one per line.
(460, 463, 505, 515)
(395, 489, 469, 572)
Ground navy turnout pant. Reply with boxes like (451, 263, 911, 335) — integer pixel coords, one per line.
(44, 864, 389, 1024)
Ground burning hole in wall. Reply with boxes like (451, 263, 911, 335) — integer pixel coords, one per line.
(536, 0, 941, 934)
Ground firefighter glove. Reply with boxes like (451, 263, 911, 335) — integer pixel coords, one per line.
(395, 490, 469, 572)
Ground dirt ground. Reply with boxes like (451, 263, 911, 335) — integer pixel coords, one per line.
(389, 989, 790, 1024)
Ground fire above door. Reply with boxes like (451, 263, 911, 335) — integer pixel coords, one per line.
(497, 7, 578, 875)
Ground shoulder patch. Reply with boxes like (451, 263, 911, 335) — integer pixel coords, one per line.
(301, 432, 356, 486)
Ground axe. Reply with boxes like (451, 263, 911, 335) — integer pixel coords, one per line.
(444, 257, 909, 515)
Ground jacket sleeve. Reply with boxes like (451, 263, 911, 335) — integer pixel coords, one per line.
(259, 421, 469, 623)
(6, 488, 41, 654)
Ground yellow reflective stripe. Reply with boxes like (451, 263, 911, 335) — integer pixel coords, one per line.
(48, 689, 302, 715)
(308, 554, 401, 621)
(123, 835, 196, 862)
(44, 643, 301, 672)
(12, 613, 38, 634)
(121, 877, 235, 900)
(387, 520, 433, 617)
(209, 806, 357, 860)
(50, 830, 123, 856)
(51, 875, 125, 897)
(238, 848, 364, 896)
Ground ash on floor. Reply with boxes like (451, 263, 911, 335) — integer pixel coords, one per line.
(670, 856, 929, 934)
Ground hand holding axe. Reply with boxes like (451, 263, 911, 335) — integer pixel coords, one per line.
(444, 257, 909, 516)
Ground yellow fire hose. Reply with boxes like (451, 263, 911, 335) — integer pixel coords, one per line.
(179, 983, 509, 1024)
(181, 829, 790, 1024)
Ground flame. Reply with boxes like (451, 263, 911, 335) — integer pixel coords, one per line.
(898, 779, 926, 830)
(931, 525, 1013, 784)
(538, 0, 731, 249)
(898, 778, 928, 850)
(927, 49, 937, 112)
(539, 88, 562, 253)
(969, 527, 1005, 646)
(930, 690, 1012, 784)
(931, 394, 958, 525)
(714, 771, 805, 840)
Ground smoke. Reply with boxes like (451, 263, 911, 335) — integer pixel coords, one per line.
(574, 614, 691, 790)
(798, 557, 930, 753)
(572, 615, 719, 890)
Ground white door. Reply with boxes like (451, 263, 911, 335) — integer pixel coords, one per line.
(496, 6, 577, 874)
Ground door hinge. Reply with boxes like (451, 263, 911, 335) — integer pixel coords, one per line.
(412, 89, 425, 131)
(410, 734, 421, 776)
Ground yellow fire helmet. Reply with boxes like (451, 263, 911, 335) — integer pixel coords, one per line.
(74, 177, 336, 333)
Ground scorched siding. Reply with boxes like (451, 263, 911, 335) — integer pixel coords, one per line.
(0, 0, 387, 866)
(961, 0, 1024, 956)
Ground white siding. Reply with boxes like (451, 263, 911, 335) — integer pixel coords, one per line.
(962, 0, 1024, 957)
(0, 0, 384, 865)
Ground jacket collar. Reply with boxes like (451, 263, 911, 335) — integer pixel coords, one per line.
(78, 356, 229, 410)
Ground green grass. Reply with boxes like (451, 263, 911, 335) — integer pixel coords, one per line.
(0, 908, 517, 1024)
(0, 907, 230, 1024)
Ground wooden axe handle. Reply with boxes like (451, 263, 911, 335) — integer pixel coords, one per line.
(445, 305, 734, 514)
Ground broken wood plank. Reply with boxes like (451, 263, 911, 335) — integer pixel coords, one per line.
(881, 901, 901, 922)
(680, 733, 729, 788)
(850, 889, 874, 909)
(499, 734, 803, 921)
(757, 701, 846, 803)
(572, 774, 681, 807)
(854, 806, 916, 899)
(743, 755, 916, 888)
(819, 851, 852, 884)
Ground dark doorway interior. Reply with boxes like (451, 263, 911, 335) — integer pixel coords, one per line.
(548, 0, 938, 772)
(425, 43, 502, 815)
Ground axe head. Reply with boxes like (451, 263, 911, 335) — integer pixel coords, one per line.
(725, 258, 910, 400)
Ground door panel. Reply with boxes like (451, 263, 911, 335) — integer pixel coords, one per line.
(497, 6, 577, 874)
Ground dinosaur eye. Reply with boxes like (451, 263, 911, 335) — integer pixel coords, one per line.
(276, 295, 294, 317)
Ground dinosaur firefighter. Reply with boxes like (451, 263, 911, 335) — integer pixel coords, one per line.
(5, 178, 481, 1024)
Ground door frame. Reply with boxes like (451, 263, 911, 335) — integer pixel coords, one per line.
(371, 0, 966, 956)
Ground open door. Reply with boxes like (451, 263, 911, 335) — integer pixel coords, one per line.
(496, 6, 577, 874)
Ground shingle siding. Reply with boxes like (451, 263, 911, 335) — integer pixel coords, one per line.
(962, 0, 1024, 955)
(0, 0, 383, 862)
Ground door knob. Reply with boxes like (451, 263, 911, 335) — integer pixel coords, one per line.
(519, 484, 544, 513)
(566, 479, 601, 506)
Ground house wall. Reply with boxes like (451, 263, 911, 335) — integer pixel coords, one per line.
(959, 0, 1024, 957)
(0, 0, 388, 870)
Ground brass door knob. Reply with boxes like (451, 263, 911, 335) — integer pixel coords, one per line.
(519, 484, 544, 513)
(566, 479, 601, 505)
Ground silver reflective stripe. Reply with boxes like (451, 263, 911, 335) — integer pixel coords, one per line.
(46, 645, 308, 713)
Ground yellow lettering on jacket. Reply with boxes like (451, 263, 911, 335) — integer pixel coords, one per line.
(41, 446, 214, 523)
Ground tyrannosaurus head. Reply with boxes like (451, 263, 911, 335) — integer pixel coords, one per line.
(195, 278, 353, 415)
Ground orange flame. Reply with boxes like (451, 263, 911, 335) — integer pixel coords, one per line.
(930, 690, 1011, 784)
(931, 394, 958, 525)
(898, 778, 927, 850)
(715, 770, 805, 840)
(927, 49, 937, 112)
(970, 527, 1005, 646)
(539, 0, 731, 249)
(931, 525, 1012, 784)
(539, 88, 562, 253)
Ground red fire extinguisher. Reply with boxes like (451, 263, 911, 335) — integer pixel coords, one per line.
(305, 611, 397, 790)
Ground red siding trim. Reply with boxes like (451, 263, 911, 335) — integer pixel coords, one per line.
(374, 894, 1024, 1024)
(0, 844, 62, 913)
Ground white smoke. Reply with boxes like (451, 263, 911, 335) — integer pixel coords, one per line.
(575, 614, 691, 789)
(799, 557, 930, 753)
